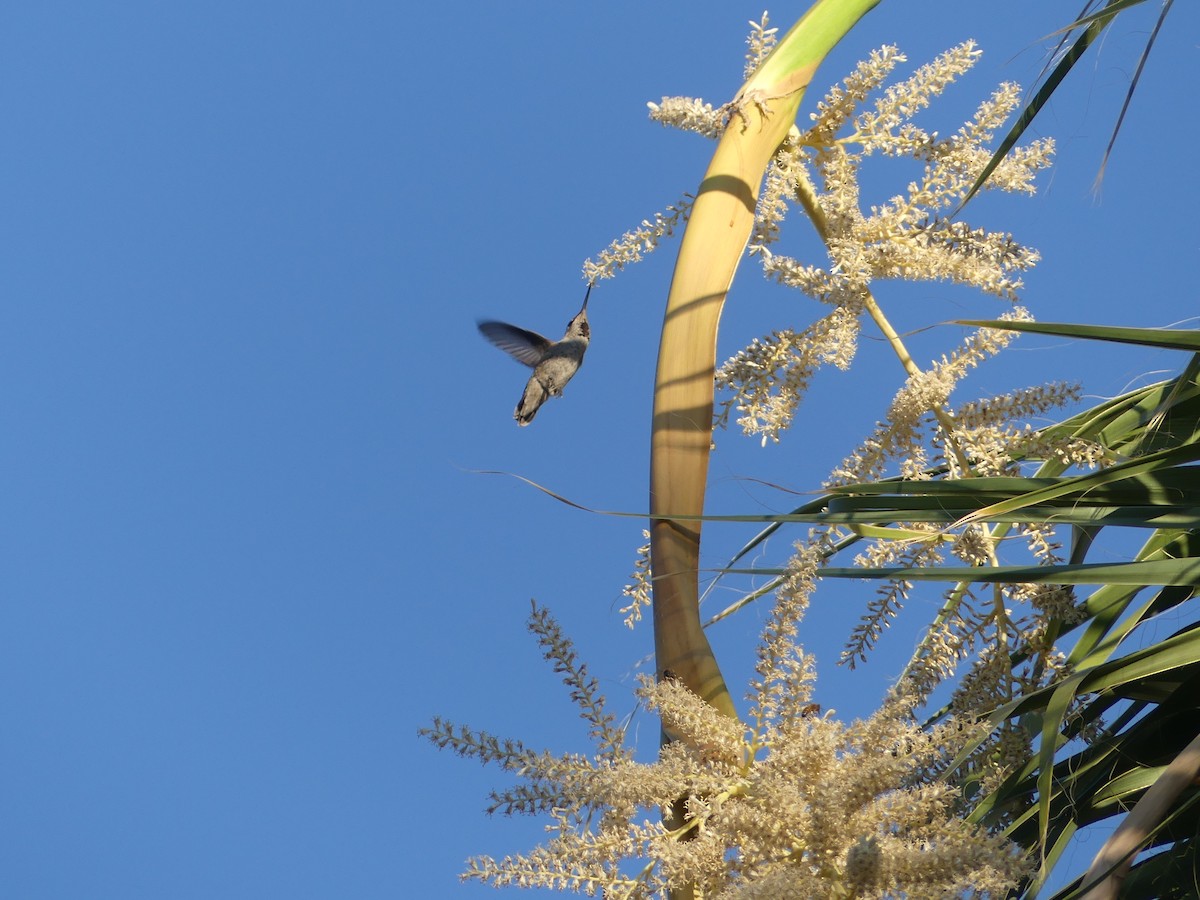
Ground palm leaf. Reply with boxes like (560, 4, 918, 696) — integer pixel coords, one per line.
(734, 327, 1200, 894)
(959, 0, 1160, 208)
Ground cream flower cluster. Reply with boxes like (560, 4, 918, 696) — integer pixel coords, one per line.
(425, 595, 1027, 897)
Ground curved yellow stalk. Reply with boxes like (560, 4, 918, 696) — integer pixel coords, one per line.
(649, 0, 882, 718)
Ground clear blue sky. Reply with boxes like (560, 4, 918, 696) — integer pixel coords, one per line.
(0, 2, 1196, 897)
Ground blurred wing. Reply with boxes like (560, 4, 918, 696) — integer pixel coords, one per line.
(477, 320, 550, 368)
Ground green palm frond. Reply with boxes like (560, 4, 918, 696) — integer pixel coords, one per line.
(960, 0, 1169, 207)
(821, 325, 1198, 897)
(697, 321, 1200, 895)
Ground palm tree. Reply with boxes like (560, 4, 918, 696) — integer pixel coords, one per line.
(645, 1, 1193, 896)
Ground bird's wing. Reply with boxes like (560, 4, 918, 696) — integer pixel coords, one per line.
(477, 321, 551, 368)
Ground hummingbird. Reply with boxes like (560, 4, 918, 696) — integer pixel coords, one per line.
(477, 285, 591, 426)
